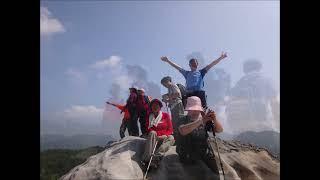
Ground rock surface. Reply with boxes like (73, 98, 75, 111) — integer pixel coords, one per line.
(60, 136, 279, 180)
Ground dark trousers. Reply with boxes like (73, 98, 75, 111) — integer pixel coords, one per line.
(201, 151, 220, 180)
(186, 90, 207, 109)
(119, 118, 129, 138)
(178, 149, 220, 180)
(138, 110, 147, 135)
(128, 109, 139, 136)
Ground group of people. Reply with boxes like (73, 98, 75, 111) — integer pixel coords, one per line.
(107, 52, 228, 179)
(107, 87, 151, 138)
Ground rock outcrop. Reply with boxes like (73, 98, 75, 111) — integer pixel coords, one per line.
(60, 136, 279, 180)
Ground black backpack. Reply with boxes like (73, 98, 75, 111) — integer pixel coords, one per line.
(176, 83, 187, 108)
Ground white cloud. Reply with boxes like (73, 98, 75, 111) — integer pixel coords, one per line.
(114, 75, 131, 90)
(63, 105, 104, 121)
(66, 68, 84, 80)
(40, 7, 65, 36)
(91, 56, 122, 69)
(65, 68, 88, 87)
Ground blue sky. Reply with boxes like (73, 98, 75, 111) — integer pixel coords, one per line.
(40, 1, 279, 136)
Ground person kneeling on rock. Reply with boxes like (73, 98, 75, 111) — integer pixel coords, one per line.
(176, 96, 223, 179)
(141, 99, 175, 168)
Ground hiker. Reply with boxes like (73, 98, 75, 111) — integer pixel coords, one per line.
(126, 86, 139, 136)
(106, 101, 131, 138)
(160, 52, 228, 109)
(137, 88, 151, 137)
(176, 96, 223, 179)
(226, 59, 279, 133)
(160, 76, 185, 138)
(141, 99, 175, 168)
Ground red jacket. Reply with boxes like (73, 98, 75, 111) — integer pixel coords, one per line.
(146, 112, 173, 137)
(114, 104, 130, 121)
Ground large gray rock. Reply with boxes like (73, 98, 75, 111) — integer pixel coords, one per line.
(60, 136, 279, 180)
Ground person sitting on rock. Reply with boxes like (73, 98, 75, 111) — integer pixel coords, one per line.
(176, 96, 223, 179)
(141, 99, 175, 168)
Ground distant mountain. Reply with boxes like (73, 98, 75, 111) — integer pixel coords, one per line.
(40, 134, 115, 151)
(217, 132, 235, 140)
(41, 146, 105, 180)
(233, 130, 280, 157)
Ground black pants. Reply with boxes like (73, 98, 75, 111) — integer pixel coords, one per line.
(119, 118, 129, 138)
(128, 109, 139, 136)
(178, 150, 220, 180)
(138, 110, 147, 135)
(186, 90, 207, 109)
(201, 151, 220, 180)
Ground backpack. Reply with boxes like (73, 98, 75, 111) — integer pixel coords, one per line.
(144, 95, 151, 105)
(176, 83, 187, 108)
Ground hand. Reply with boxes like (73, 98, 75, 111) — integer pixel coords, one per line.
(162, 98, 169, 103)
(202, 109, 217, 124)
(220, 52, 227, 60)
(161, 56, 169, 62)
(162, 94, 169, 101)
(157, 135, 167, 140)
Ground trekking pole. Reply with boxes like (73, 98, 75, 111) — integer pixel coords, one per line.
(208, 121, 226, 180)
(144, 140, 158, 180)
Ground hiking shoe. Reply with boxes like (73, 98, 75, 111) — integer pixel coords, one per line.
(149, 161, 159, 169)
(153, 154, 163, 162)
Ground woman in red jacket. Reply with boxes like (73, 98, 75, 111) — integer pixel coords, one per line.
(141, 99, 174, 167)
(106, 101, 131, 139)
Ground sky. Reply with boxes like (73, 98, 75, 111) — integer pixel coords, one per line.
(40, 1, 280, 137)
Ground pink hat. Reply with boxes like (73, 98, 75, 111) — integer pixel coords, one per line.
(185, 96, 204, 112)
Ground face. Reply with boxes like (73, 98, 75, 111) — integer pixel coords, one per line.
(187, 110, 201, 119)
(151, 102, 161, 113)
(138, 90, 144, 95)
(189, 60, 198, 71)
(161, 81, 170, 88)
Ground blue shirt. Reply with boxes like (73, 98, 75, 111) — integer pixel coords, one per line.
(179, 68, 208, 92)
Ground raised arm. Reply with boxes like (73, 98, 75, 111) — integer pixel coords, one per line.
(161, 56, 183, 72)
(203, 52, 228, 72)
(106, 102, 123, 111)
(179, 111, 223, 136)
(106, 101, 116, 107)
(206, 110, 223, 133)
(178, 118, 203, 136)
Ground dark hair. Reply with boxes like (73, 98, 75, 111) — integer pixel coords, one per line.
(189, 58, 198, 64)
(150, 99, 163, 108)
(129, 88, 137, 93)
(243, 59, 262, 74)
(161, 76, 172, 84)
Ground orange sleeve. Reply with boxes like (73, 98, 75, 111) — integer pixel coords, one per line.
(115, 104, 125, 111)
